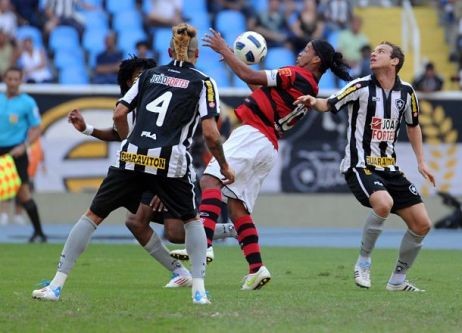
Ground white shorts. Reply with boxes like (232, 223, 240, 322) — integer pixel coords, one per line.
(204, 125, 277, 213)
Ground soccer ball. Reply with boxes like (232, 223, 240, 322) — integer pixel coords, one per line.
(233, 31, 267, 65)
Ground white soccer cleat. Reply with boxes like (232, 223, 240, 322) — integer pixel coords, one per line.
(354, 263, 371, 288)
(32, 285, 62, 301)
(386, 280, 424, 292)
(170, 247, 215, 263)
(241, 266, 271, 290)
(192, 291, 211, 305)
(164, 272, 192, 288)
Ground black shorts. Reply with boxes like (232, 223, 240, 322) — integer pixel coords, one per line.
(344, 167, 423, 212)
(140, 191, 176, 225)
(0, 147, 29, 184)
(90, 167, 197, 220)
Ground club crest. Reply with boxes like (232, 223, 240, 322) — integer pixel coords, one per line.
(395, 98, 405, 112)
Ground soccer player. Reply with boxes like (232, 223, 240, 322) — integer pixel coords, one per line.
(0, 67, 47, 243)
(32, 23, 235, 304)
(294, 41, 435, 292)
(171, 29, 352, 290)
(68, 56, 236, 287)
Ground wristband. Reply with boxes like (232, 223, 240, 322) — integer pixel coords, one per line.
(82, 124, 94, 136)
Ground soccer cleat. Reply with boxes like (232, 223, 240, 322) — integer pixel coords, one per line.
(28, 233, 47, 243)
(32, 284, 62, 301)
(241, 266, 271, 290)
(164, 272, 193, 288)
(354, 262, 371, 288)
(170, 247, 215, 263)
(386, 280, 424, 292)
(192, 291, 211, 305)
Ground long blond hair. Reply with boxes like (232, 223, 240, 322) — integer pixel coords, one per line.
(170, 23, 198, 62)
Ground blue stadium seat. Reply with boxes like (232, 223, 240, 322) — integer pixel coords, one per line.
(183, 0, 207, 16)
(117, 29, 146, 55)
(264, 47, 295, 69)
(82, 27, 108, 54)
(59, 67, 89, 84)
(327, 30, 340, 49)
(106, 0, 136, 14)
(81, 10, 108, 30)
(112, 10, 143, 33)
(198, 65, 231, 88)
(49, 26, 80, 52)
(153, 28, 173, 62)
(16, 26, 43, 48)
(53, 49, 85, 69)
(252, 0, 268, 12)
(215, 10, 247, 45)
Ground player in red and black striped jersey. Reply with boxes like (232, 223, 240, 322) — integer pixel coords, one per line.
(186, 30, 350, 290)
(295, 42, 435, 292)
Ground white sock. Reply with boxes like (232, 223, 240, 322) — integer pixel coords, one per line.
(50, 271, 67, 289)
(389, 273, 406, 285)
(356, 255, 371, 267)
(192, 277, 205, 297)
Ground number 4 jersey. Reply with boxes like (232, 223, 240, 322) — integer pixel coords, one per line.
(115, 60, 220, 177)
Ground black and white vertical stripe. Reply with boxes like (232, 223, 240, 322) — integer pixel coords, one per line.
(328, 75, 419, 173)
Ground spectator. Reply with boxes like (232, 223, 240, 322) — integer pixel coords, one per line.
(11, 0, 43, 28)
(248, 0, 291, 49)
(207, 0, 254, 29)
(289, 0, 325, 54)
(0, 30, 16, 80)
(147, 0, 184, 28)
(412, 62, 444, 92)
(0, 0, 17, 37)
(92, 31, 122, 84)
(357, 44, 372, 78)
(135, 40, 154, 59)
(44, 0, 95, 38)
(337, 15, 369, 78)
(17, 37, 53, 83)
(321, 0, 353, 35)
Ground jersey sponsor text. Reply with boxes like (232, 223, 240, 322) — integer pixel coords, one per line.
(120, 151, 166, 169)
(371, 117, 398, 142)
(149, 73, 189, 88)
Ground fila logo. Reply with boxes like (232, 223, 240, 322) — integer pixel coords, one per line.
(373, 181, 384, 186)
(372, 96, 380, 102)
(141, 131, 157, 140)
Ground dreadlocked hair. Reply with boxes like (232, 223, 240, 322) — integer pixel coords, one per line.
(117, 56, 157, 95)
(330, 52, 353, 82)
(171, 23, 197, 62)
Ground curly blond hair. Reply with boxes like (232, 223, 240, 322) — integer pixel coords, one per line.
(170, 23, 198, 62)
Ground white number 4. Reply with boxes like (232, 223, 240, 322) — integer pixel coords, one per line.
(146, 91, 172, 126)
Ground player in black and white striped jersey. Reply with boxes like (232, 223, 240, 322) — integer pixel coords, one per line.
(295, 41, 435, 292)
(33, 23, 235, 305)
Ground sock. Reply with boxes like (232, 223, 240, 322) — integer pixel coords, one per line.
(143, 231, 185, 273)
(359, 211, 387, 257)
(57, 215, 97, 276)
(389, 229, 425, 285)
(199, 189, 222, 247)
(356, 255, 372, 267)
(234, 215, 262, 273)
(22, 199, 45, 235)
(49, 271, 67, 289)
(213, 222, 236, 240)
(185, 220, 207, 296)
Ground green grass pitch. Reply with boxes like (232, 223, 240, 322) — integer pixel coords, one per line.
(1, 244, 461, 333)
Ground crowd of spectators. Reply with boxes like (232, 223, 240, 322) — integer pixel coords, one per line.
(0, 0, 379, 88)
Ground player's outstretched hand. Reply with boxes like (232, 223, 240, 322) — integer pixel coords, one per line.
(294, 95, 317, 107)
(68, 109, 86, 132)
(220, 165, 235, 185)
(202, 28, 228, 55)
(418, 162, 436, 187)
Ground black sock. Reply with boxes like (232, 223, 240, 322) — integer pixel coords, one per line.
(22, 199, 45, 236)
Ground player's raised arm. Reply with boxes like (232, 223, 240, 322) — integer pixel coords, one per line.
(68, 109, 121, 141)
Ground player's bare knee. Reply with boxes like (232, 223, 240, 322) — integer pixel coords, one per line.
(200, 175, 221, 191)
(414, 219, 432, 236)
(165, 231, 184, 244)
